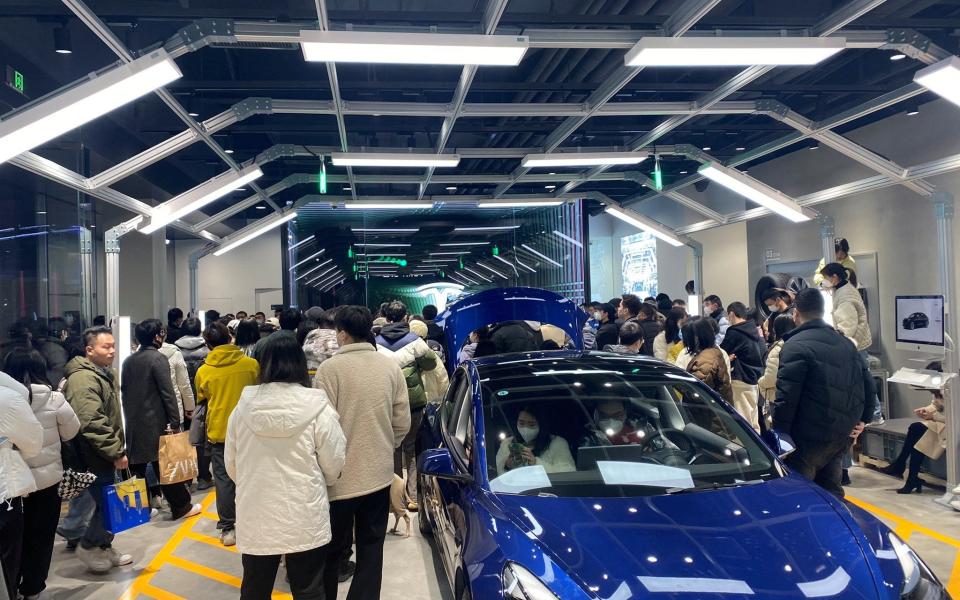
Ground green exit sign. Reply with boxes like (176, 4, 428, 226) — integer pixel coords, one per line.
(5, 67, 25, 95)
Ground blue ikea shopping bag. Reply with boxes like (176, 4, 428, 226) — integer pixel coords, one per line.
(100, 473, 151, 534)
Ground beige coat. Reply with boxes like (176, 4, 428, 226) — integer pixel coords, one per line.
(757, 340, 784, 401)
(314, 343, 411, 500)
(832, 283, 872, 351)
(915, 398, 947, 459)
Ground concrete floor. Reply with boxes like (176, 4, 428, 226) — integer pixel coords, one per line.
(39, 466, 960, 599)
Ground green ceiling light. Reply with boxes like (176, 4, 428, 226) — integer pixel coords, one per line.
(352, 263, 358, 273)
(318, 161, 328, 194)
(459, 257, 465, 269)
(347, 246, 354, 258)
(652, 154, 663, 191)
(492, 244, 500, 256)
(440, 270, 445, 278)
(400, 258, 408, 267)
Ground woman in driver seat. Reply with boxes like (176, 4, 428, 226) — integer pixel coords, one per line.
(496, 405, 575, 475)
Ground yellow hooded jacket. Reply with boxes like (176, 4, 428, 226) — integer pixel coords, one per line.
(194, 344, 259, 443)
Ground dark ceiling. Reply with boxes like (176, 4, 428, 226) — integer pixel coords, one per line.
(0, 0, 958, 235)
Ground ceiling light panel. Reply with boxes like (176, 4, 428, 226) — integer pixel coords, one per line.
(332, 152, 459, 168)
(213, 211, 297, 256)
(0, 49, 182, 165)
(300, 30, 528, 66)
(697, 163, 812, 223)
(141, 164, 263, 233)
(625, 37, 845, 67)
(521, 152, 648, 168)
(344, 202, 435, 209)
(604, 205, 685, 247)
(914, 56, 960, 108)
(477, 199, 565, 208)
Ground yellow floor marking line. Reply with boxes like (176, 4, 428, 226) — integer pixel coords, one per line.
(183, 529, 239, 554)
(848, 495, 960, 597)
(119, 491, 293, 600)
(118, 491, 217, 600)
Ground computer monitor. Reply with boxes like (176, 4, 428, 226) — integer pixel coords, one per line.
(895, 295, 944, 353)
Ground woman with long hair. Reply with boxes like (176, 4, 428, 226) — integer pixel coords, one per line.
(653, 307, 686, 362)
(682, 317, 734, 404)
(225, 333, 346, 599)
(495, 404, 574, 475)
(3, 347, 80, 600)
(234, 318, 261, 357)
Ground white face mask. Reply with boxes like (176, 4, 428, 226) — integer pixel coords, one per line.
(821, 279, 834, 290)
(599, 418, 624, 436)
(517, 426, 540, 443)
(593, 311, 602, 321)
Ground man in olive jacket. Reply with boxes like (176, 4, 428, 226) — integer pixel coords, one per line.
(63, 326, 133, 574)
(774, 289, 876, 498)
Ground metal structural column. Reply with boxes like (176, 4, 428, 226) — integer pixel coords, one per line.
(820, 216, 836, 266)
(689, 240, 704, 315)
(103, 217, 144, 322)
(79, 227, 94, 327)
(933, 192, 959, 500)
(189, 247, 215, 314)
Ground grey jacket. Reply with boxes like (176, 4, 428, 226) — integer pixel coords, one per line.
(120, 346, 180, 464)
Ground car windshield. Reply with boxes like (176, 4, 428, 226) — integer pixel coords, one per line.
(477, 356, 782, 497)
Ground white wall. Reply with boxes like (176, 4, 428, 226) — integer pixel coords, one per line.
(690, 222, 750, 307)
(173, 229, 283, 315)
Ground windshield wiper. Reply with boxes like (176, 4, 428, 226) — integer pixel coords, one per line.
(664, 479, 764, 495)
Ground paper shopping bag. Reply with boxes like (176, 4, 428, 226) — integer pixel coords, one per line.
(101, 475, 151, 534)
(159, 431, 199, 485)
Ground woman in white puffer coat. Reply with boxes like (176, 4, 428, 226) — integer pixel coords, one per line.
(225, 333, 345, 600)
(4, 347, 79, 600)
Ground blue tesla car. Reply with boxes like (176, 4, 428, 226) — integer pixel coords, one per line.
(417, 288, 948, 599)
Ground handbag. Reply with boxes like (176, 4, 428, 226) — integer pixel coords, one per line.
(188, 402, 207, 446)
(0, 436, 37, 504)
(158, 431, 199, 484)
(58, 433, 98, 499)
(100, 471, 151, 534)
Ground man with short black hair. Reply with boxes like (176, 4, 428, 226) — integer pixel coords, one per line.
(603, 321, 644, 354)
(315, 306, 410, 600)
(420, 304, 445, 345)
(762, 289, 793, 343)
(254, 312, 266, 325)
(703, 294, 729, 343)
(121, 319, 200, 521)
(166, 308, 185, 344)
(635, 303, 662, 357)
(618, 294, 643, 324)
(774, 288, 876, 497)
(194, 322, 259, 546)
(235, 311, 248, 320)
(720, 302, 765, 431)
(593, 303, 620, 351)
(64, 326, 132, 573)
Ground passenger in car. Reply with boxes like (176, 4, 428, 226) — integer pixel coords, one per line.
(580, 399, 664, 449)
(495, 405, 575, 475)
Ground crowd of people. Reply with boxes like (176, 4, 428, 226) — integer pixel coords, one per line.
(0, 235, 946, 599)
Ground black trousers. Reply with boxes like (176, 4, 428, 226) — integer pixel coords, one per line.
(130, 461, 193, 517)
(19, 484, 61, 596)
(241, 545, 328, 600)
(786, 437, 851, 498)
(0, 496, 23, 600)
(196, 442, 212, 482)
(323, 487, 390, 600)
(891, 422, 929, 481)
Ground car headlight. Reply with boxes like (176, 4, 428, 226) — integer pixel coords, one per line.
(503, 562, 559, 600)
(889, 533, 948, 599)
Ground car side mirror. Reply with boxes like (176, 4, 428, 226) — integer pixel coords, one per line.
(419, 448, 473, 482)
(762, 430, 796, 460)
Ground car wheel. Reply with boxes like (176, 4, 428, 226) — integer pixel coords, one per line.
(417, 476, 432, 537)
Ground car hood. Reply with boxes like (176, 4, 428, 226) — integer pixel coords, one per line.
(494, 475, 881, 599)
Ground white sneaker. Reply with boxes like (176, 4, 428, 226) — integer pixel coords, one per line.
(951, 499, 960, 512)
(177, 503, 202, 520)
(220, 529, 236, 547)
(952, 485, 960, 495)
(76, 546, 112, 574)
(107, 546, 133, 566)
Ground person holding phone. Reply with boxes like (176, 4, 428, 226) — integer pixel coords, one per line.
(495, 405, 574, 475)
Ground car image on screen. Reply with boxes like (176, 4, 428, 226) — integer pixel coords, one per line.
(903, 312, 930, 330)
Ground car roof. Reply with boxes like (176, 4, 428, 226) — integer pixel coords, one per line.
(470, 350, 692, 380)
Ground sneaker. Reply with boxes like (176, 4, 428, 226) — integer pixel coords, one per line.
(21, 594, 40, 600)
(65, 539, 78, 552)
(107, 546, 133, 567)
(150, 508, 159, 519)
(76, 546, 112, 574)
(196, 479, 214, 491)
(173, 503, 202, 521)
(841, 469, 852, 486)
(952, 484, 960, 495)
(950, 499, 960, 512)
(338, 560, 356, 583)
(220, 529, 236, 547)
(149, 495, 162, 510)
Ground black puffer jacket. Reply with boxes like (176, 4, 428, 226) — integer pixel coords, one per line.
(720, 321, 765, 385)
(773, 319, 876, 444)
(490, 321, 543, 354)
(637, 319, 662, 357)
